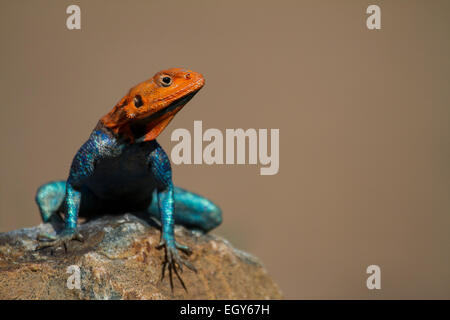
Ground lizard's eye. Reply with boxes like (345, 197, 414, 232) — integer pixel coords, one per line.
(160, 76, 172, 87)
(133, 95, 143, 108)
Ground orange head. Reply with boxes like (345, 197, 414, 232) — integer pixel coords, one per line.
(101, 68, 205, 142)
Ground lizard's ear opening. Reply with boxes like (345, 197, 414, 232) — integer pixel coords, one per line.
(133, 95, 143, 108)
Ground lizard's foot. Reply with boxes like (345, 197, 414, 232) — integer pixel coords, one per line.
(36, 229, 84, 253)
(157, 239, 196, 291)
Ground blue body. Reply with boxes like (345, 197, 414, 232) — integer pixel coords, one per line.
(36, 127, 222, 251)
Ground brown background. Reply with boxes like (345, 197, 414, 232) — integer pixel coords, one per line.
(1, 0, 449, 299)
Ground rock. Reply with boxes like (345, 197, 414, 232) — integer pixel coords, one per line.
(0, 214, 282, 299)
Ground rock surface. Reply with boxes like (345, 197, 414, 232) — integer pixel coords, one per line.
(0, 214, 282, 299)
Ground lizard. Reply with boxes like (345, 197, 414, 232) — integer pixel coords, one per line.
(35, 68, 222, 277)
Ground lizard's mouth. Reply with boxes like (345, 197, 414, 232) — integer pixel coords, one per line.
(131, 89, 201, 142)
(164, 90, 199, 111)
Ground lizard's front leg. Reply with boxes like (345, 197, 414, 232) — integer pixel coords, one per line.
(148, 142, 196, 275)
(35, 136, 102, 251)
(36, 181, 84, 251)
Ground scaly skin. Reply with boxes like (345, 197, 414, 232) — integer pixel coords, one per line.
(35, 68, 222, 281)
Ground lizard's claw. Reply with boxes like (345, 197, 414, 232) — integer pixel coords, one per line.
(175, 242, 193, 256)
(36, 229, 84, 253)
(157, 239, 196, 291)
(157, 240, 196, 272)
